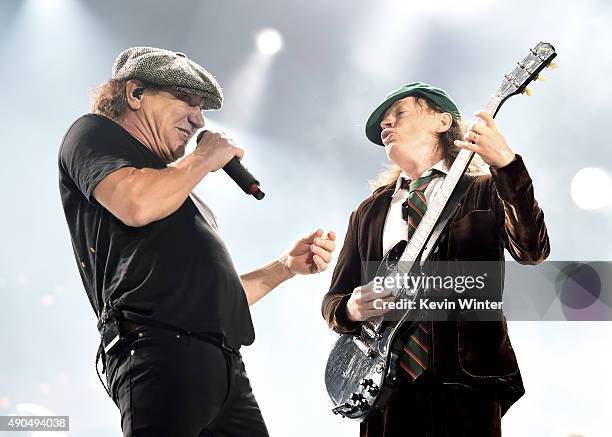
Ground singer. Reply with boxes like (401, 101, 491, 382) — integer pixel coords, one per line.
(58, 47, 336, 437)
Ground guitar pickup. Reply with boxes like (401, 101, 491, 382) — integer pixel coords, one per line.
(353, 336, 375, 357)
(362, 324, 381, 340)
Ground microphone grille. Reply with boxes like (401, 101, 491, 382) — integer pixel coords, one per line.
(196, 130, 208, 143)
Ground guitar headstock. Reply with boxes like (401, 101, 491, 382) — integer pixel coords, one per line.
(495, 42, 557, 104)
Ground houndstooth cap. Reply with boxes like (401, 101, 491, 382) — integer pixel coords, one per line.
(111, 47, 223, 110)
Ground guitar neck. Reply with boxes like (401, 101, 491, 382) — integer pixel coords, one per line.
(397, 95, 503, 267)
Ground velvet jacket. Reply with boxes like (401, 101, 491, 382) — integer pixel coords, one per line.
(321, 155, 550, 415)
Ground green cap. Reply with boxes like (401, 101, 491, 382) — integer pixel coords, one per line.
(365, 82, 461, 146)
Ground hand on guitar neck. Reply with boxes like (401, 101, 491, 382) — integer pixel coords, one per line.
(454, 110, 516, 169)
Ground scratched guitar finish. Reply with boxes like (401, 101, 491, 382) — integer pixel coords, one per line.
(324, 42, 558, 421)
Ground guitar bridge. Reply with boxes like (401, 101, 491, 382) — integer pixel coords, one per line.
(332, 403, 358, 417)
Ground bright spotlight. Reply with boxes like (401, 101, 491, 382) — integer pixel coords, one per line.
(256, 28, 283, 55)
(570, 167, 612, 210)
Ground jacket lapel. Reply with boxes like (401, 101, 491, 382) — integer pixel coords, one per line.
(368, 183, 396, 261)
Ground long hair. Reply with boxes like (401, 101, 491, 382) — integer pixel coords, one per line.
(90, 79, 163, 120)
(90, 79, 129, 120)
(368, 96, 485, 191)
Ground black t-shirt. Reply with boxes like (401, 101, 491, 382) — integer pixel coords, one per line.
(58, 113, 254, 349)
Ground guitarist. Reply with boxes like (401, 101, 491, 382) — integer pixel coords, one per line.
(322, 82, 550, 437)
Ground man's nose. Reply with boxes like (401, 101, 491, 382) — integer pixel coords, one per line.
(380, 115, 394, 129)
(189, 107, 205, 129)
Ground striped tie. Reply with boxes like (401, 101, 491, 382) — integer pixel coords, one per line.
(398, 171, 440, 380)
(400, 171, 440, 240)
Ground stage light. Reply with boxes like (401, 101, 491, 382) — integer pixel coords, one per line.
(570, 167, 612, 210)
(256, 28, 283, 55)
(41, 294, 55, 306)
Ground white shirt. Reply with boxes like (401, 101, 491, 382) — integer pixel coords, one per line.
(381, 159, 449, 256)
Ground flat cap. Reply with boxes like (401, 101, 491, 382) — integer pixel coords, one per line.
(365, 82, 461, 146)
(112, 46, 223, 110)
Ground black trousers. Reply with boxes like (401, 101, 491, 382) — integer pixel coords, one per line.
(360, 376, 502, 437)
(105, 325, 269, 437)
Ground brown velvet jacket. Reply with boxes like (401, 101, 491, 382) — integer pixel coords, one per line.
(321, 155, 550, 415)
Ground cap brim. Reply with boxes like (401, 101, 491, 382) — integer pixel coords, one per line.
(168, 85, 222, 110)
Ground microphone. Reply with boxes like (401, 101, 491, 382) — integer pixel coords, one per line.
(196, 131, 265, 200)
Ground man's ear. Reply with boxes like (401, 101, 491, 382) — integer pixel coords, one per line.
(125, 80, 145, 110)
(435, 112, 452, 134)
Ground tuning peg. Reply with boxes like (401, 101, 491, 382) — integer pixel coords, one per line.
(536, 74, 546, 81)
(523, 87, 533, 96)
(548, 62, 558, 70)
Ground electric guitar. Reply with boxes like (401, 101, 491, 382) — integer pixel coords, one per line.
(324, 42, 557, 421)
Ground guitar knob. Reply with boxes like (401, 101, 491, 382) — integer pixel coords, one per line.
(360, 378, 374, 387)
(351, 392, 365, 402)
(368, 384, 380, 396)
(358, 399, 370, 411)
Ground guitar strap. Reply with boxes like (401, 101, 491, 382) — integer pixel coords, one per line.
(393, 172, 478, 342)
(418, 172, 477, 264)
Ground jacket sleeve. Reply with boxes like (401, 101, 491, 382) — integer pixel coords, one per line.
(321, 210, 363, 334)
(490, 154, 550, 264)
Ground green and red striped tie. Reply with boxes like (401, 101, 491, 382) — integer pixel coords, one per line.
(398, 171, 440, 380)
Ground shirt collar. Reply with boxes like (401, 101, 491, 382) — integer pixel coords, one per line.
(391, 159, 449, 197)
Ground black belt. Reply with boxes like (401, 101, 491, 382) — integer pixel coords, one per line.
(95, 317, 238, 400)
(118, 319, 145, 336)
(96, 303, 238, 399)
(117, 319, 238, 354)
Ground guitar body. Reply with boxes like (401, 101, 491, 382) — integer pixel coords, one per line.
(324, 322, 400, 420)
(325, 241, 419, 420)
